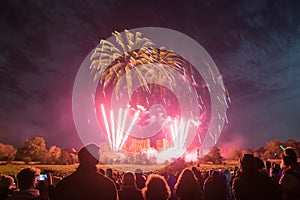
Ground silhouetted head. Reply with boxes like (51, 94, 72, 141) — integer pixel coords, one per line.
(0, 175, 14, 188)
(265, 160, 271, 169)
(270, 167, 279, 175)
(176, 168, 196, 185)
(99, 168, 105, 175)
(16, 167, 40, 189)
(254, 157, 265, 170)
(135, 168, 143, 175)
(281, 147, 298, 167)
(239, 154, 256, 172)
(122, 172, 136, 188)
(174, 168, 197, 196)
(105, 168, 113, 178)
(78, 143, 100, 167)
(191, 166, 201, 180)
(224, 169, 230, 175)
(211, 170, 220, 177)
(142, 174, 170, 200)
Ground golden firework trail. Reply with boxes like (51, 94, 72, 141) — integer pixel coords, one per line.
(90, 30, 194, 96)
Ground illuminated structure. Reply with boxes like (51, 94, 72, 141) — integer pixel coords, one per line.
(99, 142, 111, 152)
(156, 138, 169, 151)
(130, 138, 150, 152)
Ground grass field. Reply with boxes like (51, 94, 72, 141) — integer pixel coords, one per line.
(0, 160, 239, 176)
(0, 163, 79, 176)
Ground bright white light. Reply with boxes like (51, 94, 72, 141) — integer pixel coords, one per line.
(170, 118, 192, 150)
(110, 110, 116, 150)
(119, 110, 140, 149)
(101, 104, 112, 149)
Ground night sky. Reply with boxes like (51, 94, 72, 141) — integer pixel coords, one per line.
(1, 0, 300, 149)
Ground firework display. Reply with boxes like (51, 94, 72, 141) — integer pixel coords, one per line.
(90, 30, 194, 97)
(72, 27, 229, 171)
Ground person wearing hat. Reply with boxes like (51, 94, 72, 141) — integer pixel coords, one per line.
(53, 143, 118, 200)
(279, 147, 300, 200)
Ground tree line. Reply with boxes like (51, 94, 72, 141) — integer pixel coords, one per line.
(0, 137, 77, 164)
(0, 137, 299, 165)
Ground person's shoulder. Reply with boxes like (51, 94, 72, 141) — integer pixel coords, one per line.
(232, 175, 241, 183)
(287, 165, 300, 176)
(95, 172, 117, 187)
(280, 168, 300, 184)
(118, 188, 143, 200)
(55, 172, 78, 188)
(232, 174, 245, 188)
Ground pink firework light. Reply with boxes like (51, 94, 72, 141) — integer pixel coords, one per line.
(92, 28, 223, 157)
(169, 117, 191, 150)
(100, 104, 141, 151)
(97, 76, 210, 154)
(73, 28, 230, 171)
(100, 100, 201, 153)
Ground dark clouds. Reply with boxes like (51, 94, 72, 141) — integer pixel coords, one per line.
(0, 0, 300, 149)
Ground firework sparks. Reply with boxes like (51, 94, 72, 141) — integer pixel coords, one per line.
(90, 30, 195, 97)
(73, 27, 229, 172)
(119, 110, 140, 149)
(101, 104, 112, 149)
(169, 117, 192, 150)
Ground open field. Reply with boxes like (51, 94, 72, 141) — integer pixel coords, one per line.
(0, 163, 79, 176)
(0, 160, 240, 176)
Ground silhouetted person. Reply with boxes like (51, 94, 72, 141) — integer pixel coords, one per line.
(99, 168, 105, 175)
(106, 168, 120, 190)
(10, 167, 41, 200)
(118, 172, 143, 200)
(36, 179, 53, 200)
(142, 174, 170, 200)
(191, 167, 204, 193)
(254, 157, 265, 171)
(255, 157, 269, 176)
(106, 168, 113, 179)
(174, 168, 201, 200)
(53, 143, 118, 200)
(0, 175, 14, 200)
(223, 169, 232, 200)
(134, 169, 146, 190)
(232, 154, 281, 200)
(230, 166, 239, 188)
(279, 147, 300, 200)
(166, 173, 177, 200)
(203, 170, 227, 200)
(270, 166, 280, 187)
(266, 160, 271, 176)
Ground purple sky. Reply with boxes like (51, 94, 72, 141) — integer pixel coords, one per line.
(0, 0, 300, 149)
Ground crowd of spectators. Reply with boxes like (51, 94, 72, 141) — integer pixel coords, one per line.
(1, 144, 299, 200)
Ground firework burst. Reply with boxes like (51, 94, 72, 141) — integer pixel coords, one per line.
(90, 30, 194, 96)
